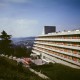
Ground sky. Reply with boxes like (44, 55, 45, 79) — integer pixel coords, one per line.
(0, 0, 80, 37)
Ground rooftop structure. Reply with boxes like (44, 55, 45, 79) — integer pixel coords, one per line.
(42, 26, 56, 34)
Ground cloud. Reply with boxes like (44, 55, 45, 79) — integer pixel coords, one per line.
(16, 19, 38, 25)
(0, 2, 8, 7)
(2, 0, 30, 3)
(0, 18, 38, 26)
(0, 18, 39, 37)
(0, 3, 5, 6)
(0, 0, 31, 8)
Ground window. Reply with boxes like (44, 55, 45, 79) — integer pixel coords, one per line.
(73, 50, 77, 54)
(68, 49, 73, 53)
(78, 59, 80, 63)
(72, 35, 77, 39)
(77, 35, 80, 39)
(64, 42, 67, 45)
(68, 56, 72, 60)
(67, 43, 72, 46)
(64, 49, 68, 52)
(77, 43, 80, 47)
(72, 57, 78, 62)
(78, 51, 80, 55)
(61, 54, 64, 57)
(67, 35, 72, 39)
(64, 55, 68, 58)
(72, 43, 77, 47)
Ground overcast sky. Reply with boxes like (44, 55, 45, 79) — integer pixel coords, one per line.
(0, 0, 80, 37)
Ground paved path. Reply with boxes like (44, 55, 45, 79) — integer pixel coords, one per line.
(29, 68, 50, 79)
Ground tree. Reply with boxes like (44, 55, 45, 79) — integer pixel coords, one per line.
(13, 45, 27, 58)
(0, 30, 13, 55)
(0, 30, 11, 40)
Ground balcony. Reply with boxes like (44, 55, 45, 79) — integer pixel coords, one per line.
(33, 48, 80, 66)
(32, 50, 41, 55)
(34, 41, 80, 50)
(36, 38, 80, 42)
(34, 45, 80, 58)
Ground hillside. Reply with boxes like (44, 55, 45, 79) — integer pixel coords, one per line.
(12, 37, 35, 43)
(11, 37, 36, 48)
(31, 63, 80, 80)
(0, 56, 45, 80)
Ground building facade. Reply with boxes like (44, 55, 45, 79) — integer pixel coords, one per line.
(32, 29, 80, 69)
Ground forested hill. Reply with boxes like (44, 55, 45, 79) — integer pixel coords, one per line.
(12, 37, 35, 43)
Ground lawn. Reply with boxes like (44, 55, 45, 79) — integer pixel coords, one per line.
(31, 63, 80, 80)
(0, 56, 46, 80)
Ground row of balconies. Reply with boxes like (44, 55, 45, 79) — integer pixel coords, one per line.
(34, 41, 80, 50)
(33, 45, 80, 58)
(32, 48, 80, 66)
(35, 41, 80, 47)
(37, 35, 80, 39)
(36, 38, 80, 42)
(32, 50, 41, 55)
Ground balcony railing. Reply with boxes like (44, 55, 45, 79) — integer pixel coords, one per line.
(36, 38, 80, 42)
(32, 48, 80, 66)
(34, 41, 80, 50)
(33, 45, 80, 58)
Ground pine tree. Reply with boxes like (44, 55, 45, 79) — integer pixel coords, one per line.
(0, 30, 12, 55)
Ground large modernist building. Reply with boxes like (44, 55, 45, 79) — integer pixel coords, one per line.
(32, 27, 80, 69)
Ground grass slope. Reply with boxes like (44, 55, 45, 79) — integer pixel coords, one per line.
(31, 63, 80, 80)
(0, 56, 45, 80)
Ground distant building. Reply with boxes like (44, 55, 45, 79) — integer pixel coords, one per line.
(43, 26, 56, 34)
(32, 27, 80, 69)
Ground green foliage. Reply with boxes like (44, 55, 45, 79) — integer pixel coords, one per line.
(31, 63, 80, 80)
(0, 30, 13, 55)
(0, 56, 45, 80)
(0, 30, 32, 57)
(0, 30, 11, 40)
(13, 45, 31, 58)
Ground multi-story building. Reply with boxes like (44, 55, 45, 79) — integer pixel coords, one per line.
(32, 29, 80, 69)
